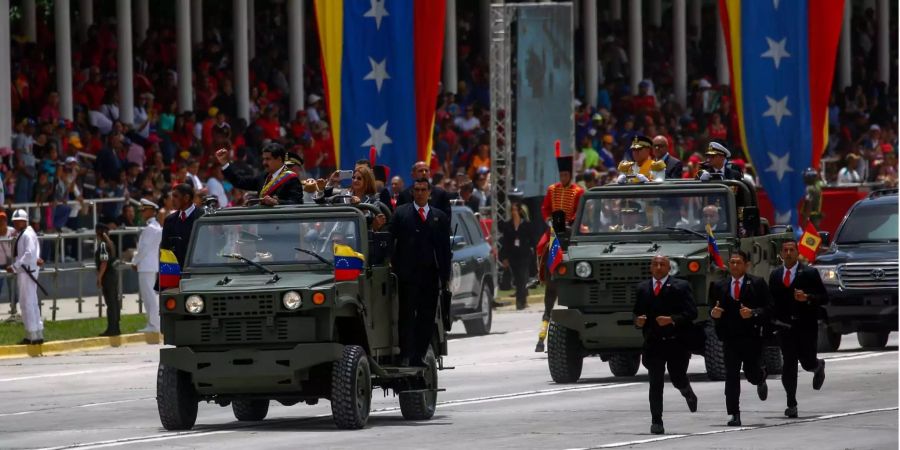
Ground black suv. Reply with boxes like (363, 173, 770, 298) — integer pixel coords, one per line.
(449, 205, 495, 335)
(814, 189, 898, 351)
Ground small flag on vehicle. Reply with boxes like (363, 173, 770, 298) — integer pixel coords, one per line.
(706, 224, 725, 269)
(798, 221, 822, 263)
(159, 249, 181, 289)
(546, 230, 564, 275)
(334, 244, 365, 282)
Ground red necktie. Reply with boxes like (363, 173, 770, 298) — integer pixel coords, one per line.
(653, 280, 661, 296)
(733, 280, 740, 300)
(418, 207, 427, 222)
(180, 211, 186, 221)
(783, 268, 791, 287)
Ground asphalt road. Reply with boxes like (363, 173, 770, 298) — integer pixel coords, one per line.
(0, 310, 896, 450)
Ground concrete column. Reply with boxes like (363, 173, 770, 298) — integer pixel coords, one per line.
(443, 0, 458, 93)
(716, 1, 729, 85)
(673, 0, 687, 106)
(191, 0, 203, 45)
(176, 0, 192, 112)
(611, 0, 622, 21)
(628, 0, 643, 93)
(838, 0, 852, 89)
(23, 0, 36, 43)
(690, 0, 702, 43)
(583, 0, 598, 106)
(248, 0, 255, 59)
(117, 0, 134, 125)
(480, 0, 491, 64)
(0, 0, 12, 154)
(55, 0, 74, 120)
(876, 0, 889, 84)
(78, 0, 92, 43)
(135, 0, 149, 44)
(287, 0, 305, 117)
(649, 0, 662, 28)
(234, 0, 250, 121)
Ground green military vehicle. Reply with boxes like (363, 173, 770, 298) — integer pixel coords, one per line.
(546, 180, 790, 382)
(156, 203, 446, 430)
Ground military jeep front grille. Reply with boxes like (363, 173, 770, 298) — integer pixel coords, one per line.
(209, 293, 276, 317)
(588, 283, 636, 306)
(839, 263, 898, 289)
(594, 261, 649, 283)
(199, 318, 291, 343)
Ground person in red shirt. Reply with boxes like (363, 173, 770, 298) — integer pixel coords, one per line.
(82, 67, 106, 111)
(632, 81, 657, 115)
(314, 123, 336, 175)
(707, 113, 728, 142)
(255, 104, 282, 141)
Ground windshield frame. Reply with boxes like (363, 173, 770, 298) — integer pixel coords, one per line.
(183, 210, 366, 274)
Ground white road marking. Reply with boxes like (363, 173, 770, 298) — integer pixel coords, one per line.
(75, 398, 155, 408)
(0, 364, 154, 383)
(569, 406, 899, 449)
(824, 352, 892, 362)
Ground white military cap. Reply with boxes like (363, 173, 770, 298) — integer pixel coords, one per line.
(705, 141, 731, 158)
(140, 198, 160, 210)
(11, 209, 28, 222)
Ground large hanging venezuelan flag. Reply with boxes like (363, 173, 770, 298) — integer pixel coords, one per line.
(315, 0, 446, 179)
(719, 0, 843, 226)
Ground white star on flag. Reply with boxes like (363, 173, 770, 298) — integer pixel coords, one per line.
(775, 210, 792, 225)
(364, 0, 389, 30)
(363, 57, 391, 92)
(761, 37, 791, 69)
(772, 0, 780, 10)
(362, 121, 393, 155)
(765, 151, 794, 182)
(762, 95, 792, 126)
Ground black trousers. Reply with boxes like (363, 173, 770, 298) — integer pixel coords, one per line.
(509, 258, 530, 309)
(724, 338, 766, 415)
(779, 326, 822, 408)
(542, 278, 557, 321)
(642, 339, 692, 423)
(101, 275, 120, 334)
(398, 272, 439, 361)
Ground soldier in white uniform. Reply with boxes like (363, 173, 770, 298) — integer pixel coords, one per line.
(131, 199, 163, 333)
(5, 209, 42, 344)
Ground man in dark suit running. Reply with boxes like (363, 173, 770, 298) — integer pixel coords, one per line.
(769, 240, 827, 418)
(710, 250, 772, 426)
(634, 255, 698, 435)
(215, 143, 303, 205)
(396, 161, 451, 218)
(390, 178, 451, 366)
(161, 183, 202, 266)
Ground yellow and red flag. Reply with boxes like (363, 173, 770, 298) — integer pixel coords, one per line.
(798, 221, 822, 263)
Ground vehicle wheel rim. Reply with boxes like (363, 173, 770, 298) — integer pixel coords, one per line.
(481, 286, 491, 327)
(356, 363, 369, 415)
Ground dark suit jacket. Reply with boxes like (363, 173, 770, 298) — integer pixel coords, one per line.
(390, 203, 451, 285)
(498, 219, 536, 262)
(633, 277, 698, 344)
(769, 263, 827, 330)
(712, 274, 773, 341)
(662, 155, 684, 179)
(378, 188, 393, 212)
(161, 207, 202, 265)
(397, 186, 452, 219)
(223, 165, 303, 204)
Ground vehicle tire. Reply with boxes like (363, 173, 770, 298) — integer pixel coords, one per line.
(464, 283, 493, 336)
(547, 322, 583, 383)
(331, 345, 371, 429)
(608, 353, 641, 377)
(232, 400, 269, 421)
(817, 323, 842, 352)
(857, 331, 890, 349)
(156, 363, 199, 431)
(399, 346, 438, 420)
(763, 346, 783, 375)
(704, 322, 726, 381)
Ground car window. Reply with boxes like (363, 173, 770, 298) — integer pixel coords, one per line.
(576, 192, 732, 236)
(462, 212, 485, 244)
(451, 212, 472, 246)
(837, 202, 899, 244)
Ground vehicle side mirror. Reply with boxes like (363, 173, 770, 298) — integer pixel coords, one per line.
(818, 231, 831, 247)
(451, 235, 466, 250)
(369, 231, 393, 265)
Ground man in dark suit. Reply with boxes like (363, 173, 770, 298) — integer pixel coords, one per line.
(390, 178, 452, 366)
(215, 144, 303, 205)
(710, 251, 772, 426)
(161, 183, 202, 266)
(397, 161, 451, 218)
(652, 135, 683, 179)
(699, 142, 743, 181)
(769, 240, 827, 418)
(373, 165, 394, 212)
(634, 255, 699, 435)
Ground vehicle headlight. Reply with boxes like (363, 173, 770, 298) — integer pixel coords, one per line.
(282, 291, 302, 310)
(575, 261, 593, 278)
(668, 261, 680, 276)
(816, 265, 840, 285)
(184, 295, 205, 314)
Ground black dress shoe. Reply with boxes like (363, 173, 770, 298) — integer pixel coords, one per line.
(16, 338, 32, 345)
(757, 380, 769, 401)
(31, 339, 44, 345)
(534, 340, 545, 353)
(727, 414, 742, 426)
(812, 360, 825, 390)
(99, 330, 120, 337)
(785, 406, 798, 418)
(682, 388, 698, 412)
(650, 422, 664, 435)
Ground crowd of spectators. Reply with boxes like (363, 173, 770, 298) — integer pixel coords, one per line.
(3, 2, 897, 260)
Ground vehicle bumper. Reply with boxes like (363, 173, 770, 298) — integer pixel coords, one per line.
(160, 343, 344, 395)
(551, 308, 643, 351)
(823, 288, 898, 333)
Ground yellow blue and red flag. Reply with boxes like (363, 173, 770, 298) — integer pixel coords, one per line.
(546, 230, 563, 275)
(159, 249, 181, 290)
(719, 0, 844, 227)
(334, 243, 365, 282)
(706, 224, 725, 269)
(314, 0, 446, 180)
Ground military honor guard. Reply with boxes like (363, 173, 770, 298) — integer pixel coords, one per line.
(535, 143, 584, 352)
(617, 136, 667, 184)
(769, 240, 827, 418)
(131, 199, 163, 333)
(633, 255, 698, 434)
(216, 143, 303, 205)
(95, 223, 121, 336)
(698, 142, 743, 181)
(6, 210, 43, 345)
(710, 251, 772, 426)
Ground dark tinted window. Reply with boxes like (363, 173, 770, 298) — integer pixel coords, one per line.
(462, 211, 485, 244)
(837, 202, 898, 244)
(451, 212, 472, 246)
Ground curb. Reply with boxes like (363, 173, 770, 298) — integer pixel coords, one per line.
(0, 333, 162, 360)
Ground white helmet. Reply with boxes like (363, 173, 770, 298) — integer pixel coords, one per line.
(11, 209, 28, 222)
